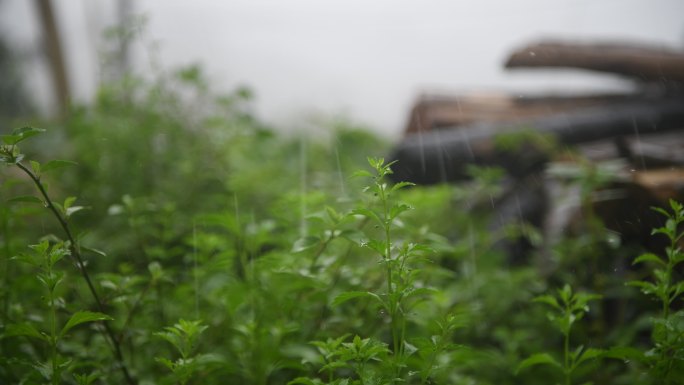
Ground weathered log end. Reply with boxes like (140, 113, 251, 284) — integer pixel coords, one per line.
(504, 40, 684, 85)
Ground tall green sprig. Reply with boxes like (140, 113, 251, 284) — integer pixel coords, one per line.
(330, 158, 434, 378)
(155, 319, 215, 385)
(517, 284, 602, 385)
(1, 127, 136, 385)
(629, 200, 684, 318)
(628, 200, 684, 383)
(352, 158, 416, 360)
(7, 241, 113, 384)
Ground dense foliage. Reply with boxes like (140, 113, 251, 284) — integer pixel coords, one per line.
(1, 68, 683, 385)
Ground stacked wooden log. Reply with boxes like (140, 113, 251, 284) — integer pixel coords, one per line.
(390, 40, 684, 260)
(393, 40, 684, 188)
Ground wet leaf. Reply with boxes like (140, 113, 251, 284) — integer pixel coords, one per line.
(7, 195, 43, 205)
(4, 323, 46, 341)
(42, 160, 78, 172)
(516, 353, 561, 374)
(60, 311, 113, 337)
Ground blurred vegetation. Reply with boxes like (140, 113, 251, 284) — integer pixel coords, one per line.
(1, 56, 683, 385)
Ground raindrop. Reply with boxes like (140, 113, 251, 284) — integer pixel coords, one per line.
(193, 220, 199, 319)
(299, 136, 308, 238)
(529, 51, 536, 56)
(632, 117, 646, 170)
(459, 128, 473, 159)
(417, 129, 426, 174)
(234, 193, 240, 223)
(334, 144, 346, 197)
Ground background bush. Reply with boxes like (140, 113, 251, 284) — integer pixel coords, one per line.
(1, 65, 681, 385)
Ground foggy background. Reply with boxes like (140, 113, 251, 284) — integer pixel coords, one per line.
(1, 0, 683, 137)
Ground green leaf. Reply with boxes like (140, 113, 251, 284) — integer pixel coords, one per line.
(81, 245, 107, 258)
(7, 195, 44, 205)
(363, 239, 388, 256)
(651, 206, 670, 218)
(4, 322, 46, 341)
(516, 353, 562, 374)
(53, 202, 64, 215)
(287, 377, 326, 385)
(332, 291, 383, 307)
(390, 181, 415, 193)
(64, 196, 77, 210)
(533, 295, 561, 311)
(602, 346, 646, 363)
(41, 160, 77, 172)
(30, 160, 41, 174)
(404, 287, 438, 302)
(574, 347, 604, 368)
(338, 229, 364, 244)
(155, 357, 176, 371)
(558, 284, 573, 303)
(60, 311, 112, 337)
(1, 134, 21, 145)
(367, 157, 384, 169)
(626, 280, 659, 296)
(12, 252, 40, 266)
(65, 206, 87, 218)
(33, 361, 53, 380)
(292, 236, 321, 253)
(351, 170, 374, 178)
(672, 281, 684, 298)
(389, 203, 413, 220)
(325, 206, 340, 223)
(351, 207, 381, 224)
(633, 253, 665, 266)
(73, 372, 99, 385)
(573, 292, 602, 311)
(2, 126, 45, 145)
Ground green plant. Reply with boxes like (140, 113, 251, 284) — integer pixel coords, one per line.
(6, 54, 681, 385)
(294, 158, 460, 384)
(411, 313, 465, 385)
(6, 240, 112, 384)
(1, 126, 136, 384)
(348, 158, 423, 355)
(155, 319, 217, 385)
(627, 199, 684, 383)
(517, 284, 603, 385)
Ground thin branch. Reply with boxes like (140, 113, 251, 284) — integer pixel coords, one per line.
(16, 162, 137, 385)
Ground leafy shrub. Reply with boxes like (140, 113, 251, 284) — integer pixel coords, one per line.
(2, 68, 683, 384)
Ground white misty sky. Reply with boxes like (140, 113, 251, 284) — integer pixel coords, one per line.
(2, 0, 683, 137)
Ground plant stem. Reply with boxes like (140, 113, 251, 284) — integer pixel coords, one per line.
(16, 162, 137, 385)
(308, 232, 332, 273)
(116, 280, 153, 344)
(563, 299, 571, 385)
(379, 182, 399, 356)
(1, 208, 12, 321)
(49, 274, 59, 385)
(564, 332, 571, 385)
(380, 183, 392, 296)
